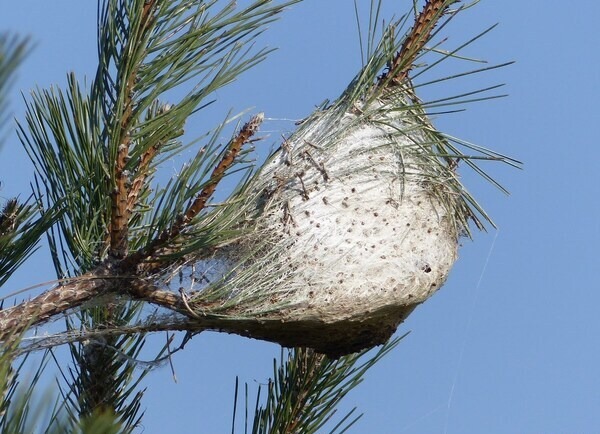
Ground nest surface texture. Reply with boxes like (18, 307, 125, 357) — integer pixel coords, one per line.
(209, 98, 461, 352)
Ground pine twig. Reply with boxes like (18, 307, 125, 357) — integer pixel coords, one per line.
(109, 0, 159, 259)
(120, 113, 264, 272)
(110, 143, 131, 258)
(127, 144, 159, 213)
(180, 112, 264, 226)
(379, 0, 459, 87)
(0, 272, 115, 342)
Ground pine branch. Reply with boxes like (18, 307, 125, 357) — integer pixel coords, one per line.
(0, 271, 114, 342)
(109, 0, 160, 259)
(126, 138, 158, 215)
(111, 142, 131, 258)
(248, 338, 404, 434)
(120, 112, 264, 272)
(66, 305, 151, 431)
(182, 113, 264, 227)
(0, 267, 407, 357)
(378, 0, 459, 87)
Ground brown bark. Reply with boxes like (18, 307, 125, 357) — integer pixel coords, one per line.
(120, 113, 264, 272)
(182, 113, 264, 225)
(0, 270, 417, 357)
(0, 272, 113, 341)
(379, 0, 459, 86)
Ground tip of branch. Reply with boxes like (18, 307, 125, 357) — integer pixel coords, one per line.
(378, 0, 459, 88)
(248, 112, 265, 131)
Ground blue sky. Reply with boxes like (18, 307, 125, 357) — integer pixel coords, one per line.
(1, 1, 599, 433)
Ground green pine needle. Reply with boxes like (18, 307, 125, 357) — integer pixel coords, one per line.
(244, 335, 405, 434)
